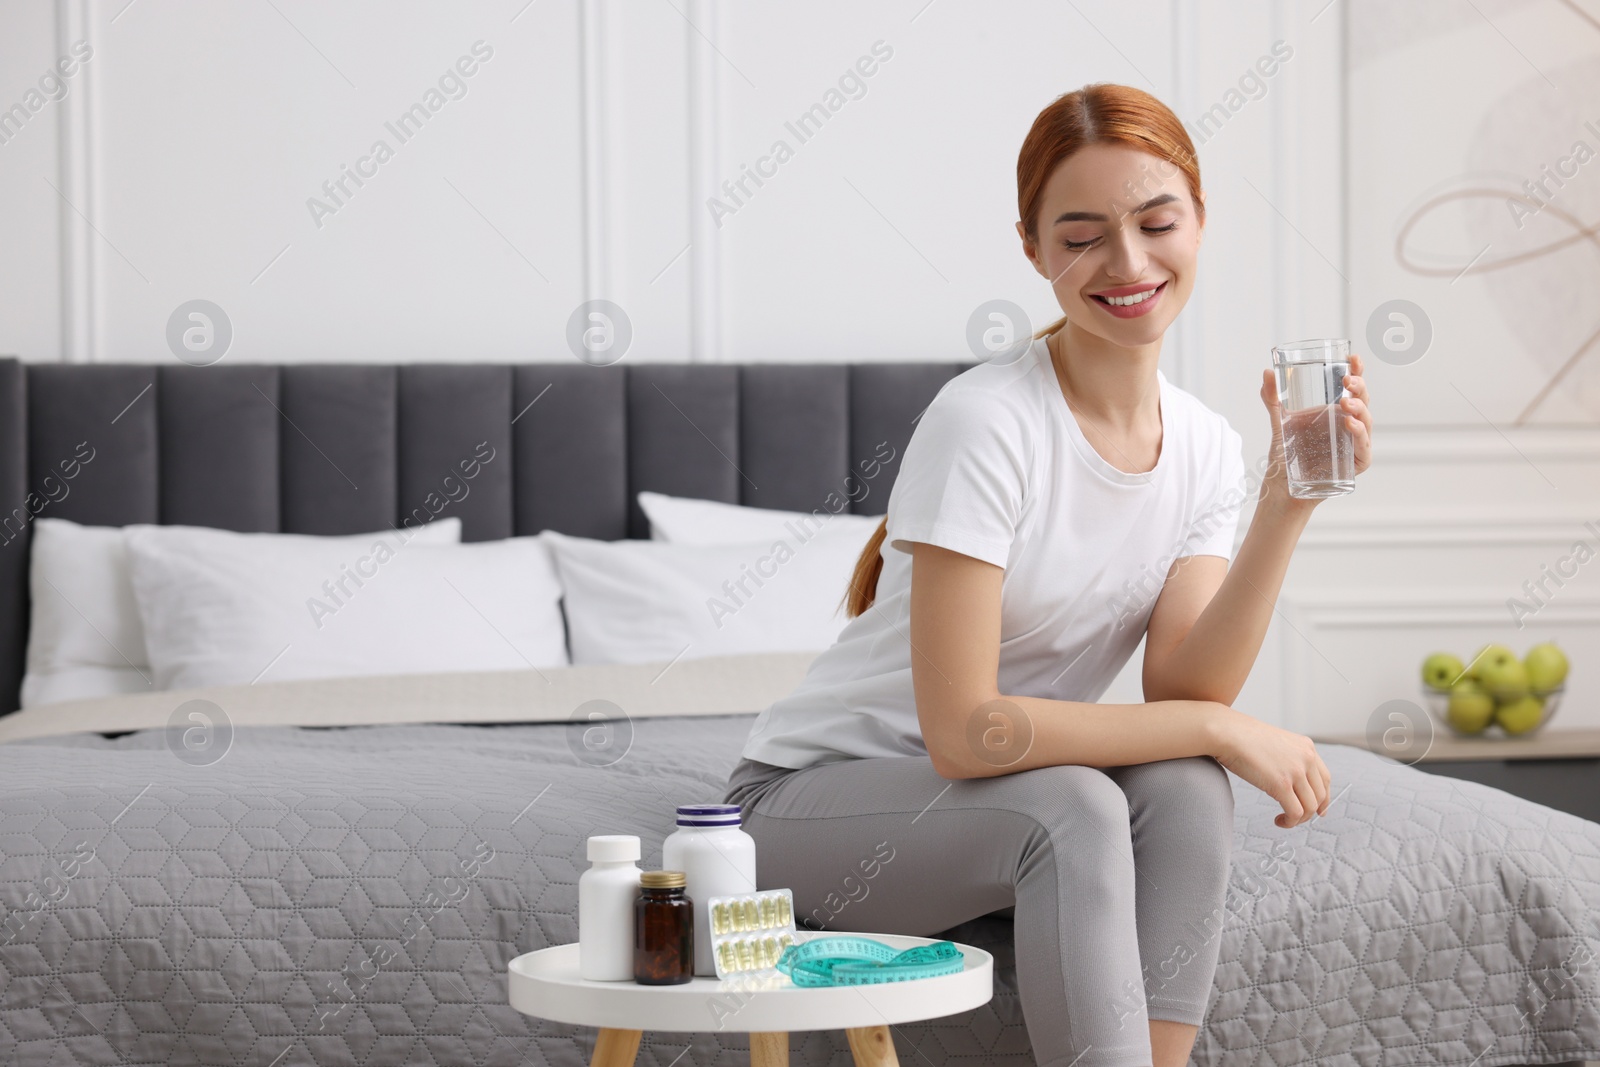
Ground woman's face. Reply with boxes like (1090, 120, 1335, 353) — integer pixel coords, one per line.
(1017, 142, 1203, 348)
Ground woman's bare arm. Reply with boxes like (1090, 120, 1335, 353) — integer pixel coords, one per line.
(1144, 355, 1375, 706)
(1140, 498, 1310, 706)
(908, 542, 1222, 779)
(907, 541, 1330, 827)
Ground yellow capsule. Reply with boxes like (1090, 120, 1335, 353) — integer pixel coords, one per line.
(736, 938, 754, 970)
(711, 902, 729, 935)
(759, 895, 776, 928)
(741, 899, 759, 931)
(763, 935, 780, 966)
(718, 941, 736, 971)
(777, 895, 792, 926)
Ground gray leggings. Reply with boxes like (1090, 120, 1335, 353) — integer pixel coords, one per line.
(722, 753, 1235, 1067)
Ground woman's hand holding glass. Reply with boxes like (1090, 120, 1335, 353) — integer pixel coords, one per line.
(1258, 349, 1374, 511)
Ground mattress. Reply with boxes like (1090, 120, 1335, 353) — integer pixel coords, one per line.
(0, 664, 1597, 1067)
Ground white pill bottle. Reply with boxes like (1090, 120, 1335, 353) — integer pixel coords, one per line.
(578, 835, 642, 981)
(662, 804, 758, 976)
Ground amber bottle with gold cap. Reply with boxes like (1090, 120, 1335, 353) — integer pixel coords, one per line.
(634, 870, 693, 985)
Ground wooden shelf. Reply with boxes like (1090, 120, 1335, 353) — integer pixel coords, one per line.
(1314, 728, 1600, 762)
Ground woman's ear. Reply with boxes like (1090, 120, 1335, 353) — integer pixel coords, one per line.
(1016, 220, 1045, 277)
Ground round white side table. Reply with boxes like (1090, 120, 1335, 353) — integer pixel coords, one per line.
(506, 930, 994, 1067)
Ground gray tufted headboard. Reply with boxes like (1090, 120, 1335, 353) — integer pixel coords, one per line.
(0, 358, 974, 713)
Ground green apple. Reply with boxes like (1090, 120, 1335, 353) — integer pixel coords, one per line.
(1523, 642, 1569, 692)
(1495, 693, 1545, 736)
(1445, 681, 1495, 734)
(1477, 655, 1529, 702)
(1422, 652, 1465, 691)
(1466, 643, 1517, 682)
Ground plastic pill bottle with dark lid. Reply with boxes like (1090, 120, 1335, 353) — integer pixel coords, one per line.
(662, 804, 756, 976)
(634, 870, 693, 985)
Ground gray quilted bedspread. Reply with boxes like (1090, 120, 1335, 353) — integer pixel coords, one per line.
(0, 715, 1596, 1067)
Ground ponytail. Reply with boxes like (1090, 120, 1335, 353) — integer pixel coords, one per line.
(1036, 315, 1068, 340)
(842, 517, 889, 617)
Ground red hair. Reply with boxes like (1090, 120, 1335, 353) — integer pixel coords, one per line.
(842, 83, 1204, 618)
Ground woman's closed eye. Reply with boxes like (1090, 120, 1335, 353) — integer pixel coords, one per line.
(1062, 221, 1179, 251)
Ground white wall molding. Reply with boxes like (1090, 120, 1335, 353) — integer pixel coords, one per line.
(1296, 510, 1600, 548)
(1167, 0, 1199, 396)
(1285, 588, 1600, 626)
(55, 0, 96, 363)
(1373, 424, 1600, 463)
(1273, 587, 1600, 729)
(1267, 0, 1296, 344)
(685, 0, 720, 364)
(578, 0, 609, 310)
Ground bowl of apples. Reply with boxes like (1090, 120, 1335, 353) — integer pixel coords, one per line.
(1420, 642, 1568, 738)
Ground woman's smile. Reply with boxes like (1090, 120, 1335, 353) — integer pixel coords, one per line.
(1089, 280, 1168, 319)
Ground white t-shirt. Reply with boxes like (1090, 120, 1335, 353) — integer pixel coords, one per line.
(739, 334, 1247, 770)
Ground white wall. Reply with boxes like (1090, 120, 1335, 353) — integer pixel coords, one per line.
(2, 0, 1598, 738)
(1, 0, 1190, 366)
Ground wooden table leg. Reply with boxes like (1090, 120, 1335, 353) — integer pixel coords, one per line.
(845, 1025, 899, 1066)
(590, 1027, 642, 1067)
(750, 1030, 789, 1066)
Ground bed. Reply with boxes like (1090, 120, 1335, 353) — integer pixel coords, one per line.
(0, 358, 1596, 1067)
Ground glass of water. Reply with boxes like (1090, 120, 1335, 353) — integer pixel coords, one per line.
(1271, 338, 1355, 499)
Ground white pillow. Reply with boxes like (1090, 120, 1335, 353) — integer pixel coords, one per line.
(22, 517, 462, 707)
(124, 524, 561, 691)
(637, 491, 882, 545)
(540, 527, 873, 665)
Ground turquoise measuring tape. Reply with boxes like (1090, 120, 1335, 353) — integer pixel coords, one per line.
(774, 936, 964, 986)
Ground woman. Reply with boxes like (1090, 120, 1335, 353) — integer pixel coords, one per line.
(722, 83, 1373, 1067)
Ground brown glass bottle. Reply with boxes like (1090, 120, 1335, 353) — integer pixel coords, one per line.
(634, 870, 693, 985)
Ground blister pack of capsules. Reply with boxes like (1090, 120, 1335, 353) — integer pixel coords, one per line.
(705, 888, 797, 978)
